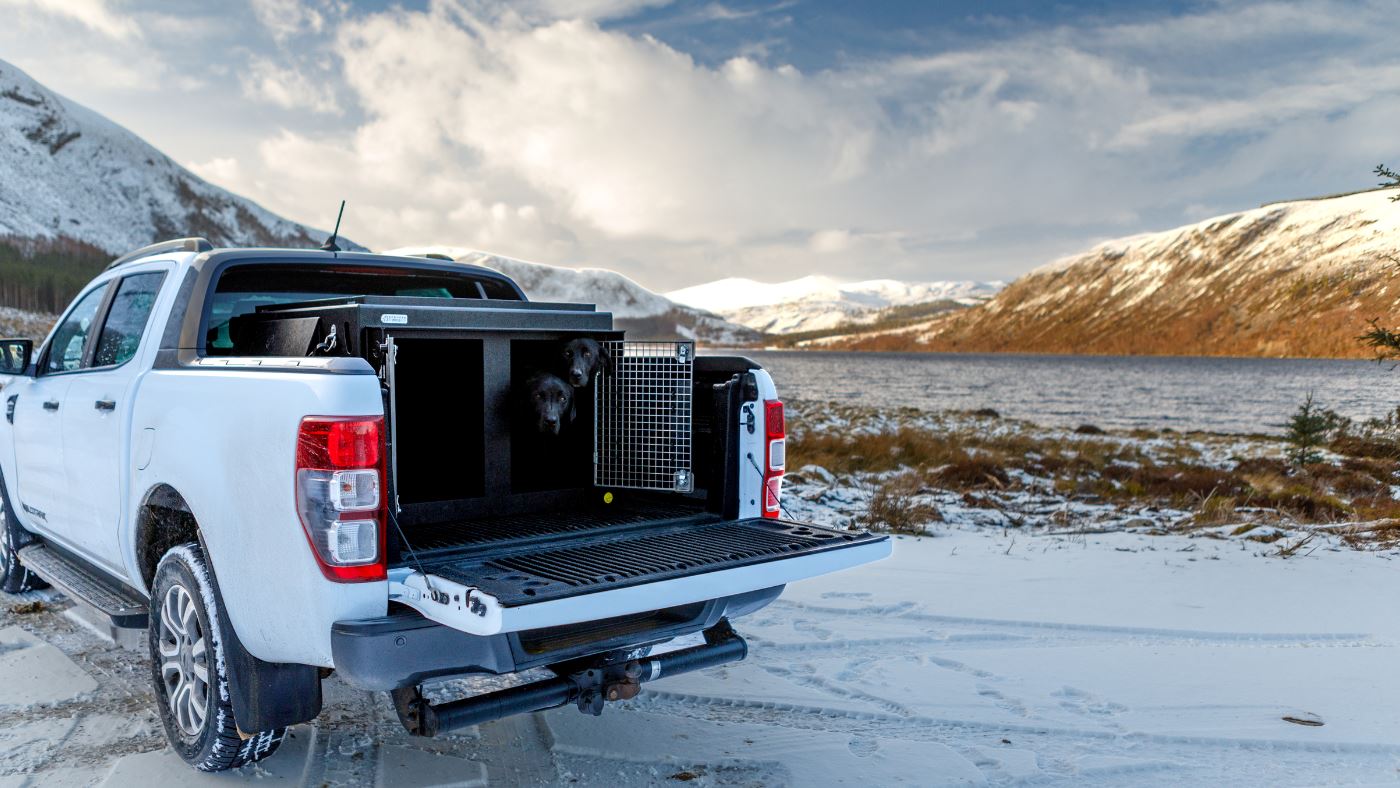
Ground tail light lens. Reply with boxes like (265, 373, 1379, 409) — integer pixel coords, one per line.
(296, 417, 386, 582)
(763, 400, 785, 518)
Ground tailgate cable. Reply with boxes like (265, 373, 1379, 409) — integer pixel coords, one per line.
(386, 483, 440, 598)
(745, 453, 796, 520)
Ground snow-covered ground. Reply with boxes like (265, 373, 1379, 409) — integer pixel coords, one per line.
(5, 526, 1400, 786)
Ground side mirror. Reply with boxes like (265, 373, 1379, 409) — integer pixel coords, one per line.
(0, 339, 33, 375)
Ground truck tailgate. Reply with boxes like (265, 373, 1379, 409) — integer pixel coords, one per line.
(388, 517, 890, 636)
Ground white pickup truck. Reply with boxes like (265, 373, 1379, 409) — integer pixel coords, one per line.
(0, 238, 889, 772)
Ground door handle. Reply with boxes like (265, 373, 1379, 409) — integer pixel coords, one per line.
(95, 399, 116, 412)
(42, 400, 59, 412)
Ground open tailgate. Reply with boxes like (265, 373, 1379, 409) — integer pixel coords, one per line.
(388, 517, 890, 636)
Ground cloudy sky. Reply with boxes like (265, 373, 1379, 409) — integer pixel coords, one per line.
(1, 0, 1397, 289)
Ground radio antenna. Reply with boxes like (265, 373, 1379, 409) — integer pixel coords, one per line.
(320, 200, 346, 252)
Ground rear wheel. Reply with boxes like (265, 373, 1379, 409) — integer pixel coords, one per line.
(0, 479, 46, 594)
(148, 543, 284, 771)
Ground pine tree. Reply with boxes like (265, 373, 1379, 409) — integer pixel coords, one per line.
(1285, 393, 1333, 466)
(1379, 163, 1400, 201)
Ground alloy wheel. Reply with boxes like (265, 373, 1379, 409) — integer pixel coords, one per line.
(157, 583, 210, 737)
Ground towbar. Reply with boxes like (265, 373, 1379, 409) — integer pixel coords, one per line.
(391, 621, 748, 737)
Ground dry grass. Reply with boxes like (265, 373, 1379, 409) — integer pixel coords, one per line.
(789, 404, 1400, 543)
(858, 473, 942, 535)
(1194, 494, 1240, 525)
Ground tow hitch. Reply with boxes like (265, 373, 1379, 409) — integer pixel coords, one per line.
(390, 621, 747, 737)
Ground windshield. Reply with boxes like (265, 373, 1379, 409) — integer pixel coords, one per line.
(204, 263, 519, 353)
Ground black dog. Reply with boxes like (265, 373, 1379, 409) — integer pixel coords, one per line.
(524, 372, 575, 435)
(561, 338, 610, 388)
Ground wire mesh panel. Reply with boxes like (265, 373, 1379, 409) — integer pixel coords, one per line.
(594, 341, 694, 493)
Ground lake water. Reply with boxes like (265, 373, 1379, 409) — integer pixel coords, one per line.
(734, 350, 1400, 435)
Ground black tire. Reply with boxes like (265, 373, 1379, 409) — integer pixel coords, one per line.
(0, 478, 46, 594)
(148, 543, 285, 771)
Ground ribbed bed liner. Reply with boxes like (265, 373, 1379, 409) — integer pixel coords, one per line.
(417, 517, 879, 607)
(402, 499, 705, 555)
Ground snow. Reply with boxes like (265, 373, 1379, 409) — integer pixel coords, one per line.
(0, 58, 349, 254)
(666, 275, 1003, 334)
(0, 625, 95, 709)
(7, 526, 1400, 785)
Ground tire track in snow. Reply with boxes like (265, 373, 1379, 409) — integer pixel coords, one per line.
(632, 689, 1400, 756)
(758, 664, 917, 718)
(771, 600, 1376, 646)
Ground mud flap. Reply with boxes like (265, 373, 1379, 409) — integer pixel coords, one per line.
(200, 537, 322, 731)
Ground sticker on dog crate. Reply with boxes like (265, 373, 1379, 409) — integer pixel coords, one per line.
(594, 341, 694, 494)
(380, 314, 409, 325)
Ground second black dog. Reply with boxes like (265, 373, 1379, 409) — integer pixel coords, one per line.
(525, 372, 575, 435)
(561, 338, 610, 388)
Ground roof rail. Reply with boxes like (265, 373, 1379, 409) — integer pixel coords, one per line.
(106, 237, 214, 270)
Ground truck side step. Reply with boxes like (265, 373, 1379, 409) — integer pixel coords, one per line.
(17, 543, 148, 628)
(391, 621, 747, 737)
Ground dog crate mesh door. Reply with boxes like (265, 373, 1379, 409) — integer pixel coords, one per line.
(594, 341, 694, 493)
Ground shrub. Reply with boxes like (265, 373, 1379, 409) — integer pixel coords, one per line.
(859, 474, 942, 535)
(930, 457, 1011, 490)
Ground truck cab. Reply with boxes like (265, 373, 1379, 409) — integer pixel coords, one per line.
(0, 238, 890, 772)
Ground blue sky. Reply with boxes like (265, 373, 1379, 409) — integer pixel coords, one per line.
(0, 0, 1396, 290)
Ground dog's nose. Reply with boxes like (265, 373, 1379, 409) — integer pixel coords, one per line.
(545, 416, 558, 425)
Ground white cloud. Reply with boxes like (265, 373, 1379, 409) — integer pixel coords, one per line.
(188, 156, 241, 184)
(0, 0, 139, 40)
(41, 0, 1360, 289)
(250, 0, 328, 41)
(240, 57, 340, 113)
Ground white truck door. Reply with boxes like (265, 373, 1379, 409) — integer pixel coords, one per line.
(61, 271, 167, 573)
(12, 282, 111, 540)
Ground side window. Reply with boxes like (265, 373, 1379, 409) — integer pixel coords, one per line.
(93, 272, 166, 368)
(45, 284, 110, 374)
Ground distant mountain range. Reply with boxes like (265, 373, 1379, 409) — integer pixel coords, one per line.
(821, 189, 1400, 358)
(666, 275, 1002, 334)
(387, 246, 760, 344)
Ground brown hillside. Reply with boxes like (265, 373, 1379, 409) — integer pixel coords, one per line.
(830, 190, 1400, 358)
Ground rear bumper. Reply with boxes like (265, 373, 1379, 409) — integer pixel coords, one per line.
(331, 586, 780, 690)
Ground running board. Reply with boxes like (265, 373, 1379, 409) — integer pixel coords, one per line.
(17, 543, 148, 628)
(389, 519, 890, 636)
(391, 621, 747, 736)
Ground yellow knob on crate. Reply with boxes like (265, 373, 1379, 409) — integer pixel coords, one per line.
(603, 491, 614, 504)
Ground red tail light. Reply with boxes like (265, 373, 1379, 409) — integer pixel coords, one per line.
(763, 401, 785, 518)
(296, 416, 386, 582)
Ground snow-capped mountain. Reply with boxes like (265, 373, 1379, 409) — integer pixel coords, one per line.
(830, 188, 1400, 357)
(387, 246, 760, 344)
(0, 58, 352, 255)
(666, 275, 1003, 334)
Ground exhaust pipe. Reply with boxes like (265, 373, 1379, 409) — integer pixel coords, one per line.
(393, 621, 748, 737)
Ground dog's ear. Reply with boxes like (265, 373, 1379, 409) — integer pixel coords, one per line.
(597, 342, 612, 375)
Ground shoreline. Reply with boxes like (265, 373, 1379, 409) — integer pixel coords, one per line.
(786, 398, 1400, 554)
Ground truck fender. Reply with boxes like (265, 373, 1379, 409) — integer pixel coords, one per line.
(196, 533, 323, 731)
